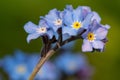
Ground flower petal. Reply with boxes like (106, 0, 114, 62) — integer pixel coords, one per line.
(45, 19, 57, 31)
(82, 6, 91, 18)
(44, 9, 62, 32)
(91, 12, 101, 23)
(63, 10, 73, 26)
(2, 56, 15, 73)
(90, 20, 100, 32)
(24, 21, 37, 33)
(39, 19, 49, 28)
(65, 5, 73, 11)
(81, 29, 89, 39)
(45, 9, 58, 21)
(92, 40, 104, 49)
(73, 7, 83, 21)
(46, 30, 54, 39)
(82, 39, 93, 52)
(82, 13, 93, 29)
(14, 50, 26, 62)
(95, 27, 108, 40)
(103, 24, 110, 29)
(27, 33, 40, 43)
(62, 26, 77, 36)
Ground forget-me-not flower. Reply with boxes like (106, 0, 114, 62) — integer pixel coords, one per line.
(82, 20, 110, 52)
(54, 51, 87, 75)
(44, 9, 63, 32)
(24, 19, 54, 43)
(62, 6, 94, 36)
(1, 50, 32, 80)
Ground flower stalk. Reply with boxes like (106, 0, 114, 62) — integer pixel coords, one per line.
(29, 50, 55, 80)
(24, 5, 110, 80)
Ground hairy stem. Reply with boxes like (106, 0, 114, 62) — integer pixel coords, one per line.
(29, 50, 55, 80)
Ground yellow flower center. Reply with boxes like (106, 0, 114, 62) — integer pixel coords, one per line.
(68, 61, 76, 71)
(16, 64, 26, 74)
(87, 32, 96, 42)
(72, 21, 82, 30)
(37, 27, 47, 33)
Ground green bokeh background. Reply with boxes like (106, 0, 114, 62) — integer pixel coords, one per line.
(0, 0, 120, 80)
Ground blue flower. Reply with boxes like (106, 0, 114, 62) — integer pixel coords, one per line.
(35, 61, 61, 80)
(24, 19, 54, 43)
(1, 50, 39, 80)
(54, 51, 87, 75)
(82, 20, 110, 52)
(65, 5, 73, 11)
(62, 6, 94, 36)
(44, 9, 63, 32)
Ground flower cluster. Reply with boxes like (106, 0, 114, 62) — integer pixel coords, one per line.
(24, 5, 110, 55)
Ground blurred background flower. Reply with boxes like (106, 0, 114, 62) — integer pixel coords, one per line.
(54, 51, 94, 80)
(61, 41, 75, 51)
(54, 52, 86, 75)
(36, 61, 61, 80)
(1, 50, 34, 80)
